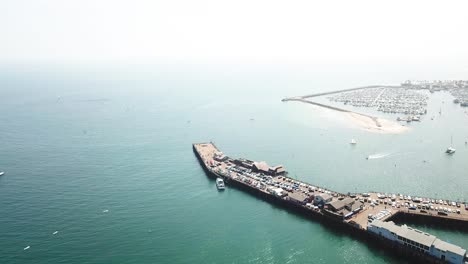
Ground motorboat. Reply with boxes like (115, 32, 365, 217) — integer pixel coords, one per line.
(0, 172, 4, 176)
(350, 139, 357, 145)
(216, 178, 225, 190)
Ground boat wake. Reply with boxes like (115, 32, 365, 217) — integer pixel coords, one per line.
(366, 151, 415, 160)
(366, 153, 391, 160)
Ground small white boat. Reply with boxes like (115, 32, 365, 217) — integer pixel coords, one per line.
(53, 231, 59, 235)
(446, 147, 456, 154)
(350, 139, 357, 145)
(216, 178, 225, 190)
(24, 246, 30, 251)
(0, 172, 4, 176)
(446, 136, 456, 154)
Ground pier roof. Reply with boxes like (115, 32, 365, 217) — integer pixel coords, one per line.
(433, 239, 466, 256)
(370, 220, 436, 248)
(253, 161, 269, 172)
(270, 165, 286, 173)
(399, 226, 436, 247)
(329, 198, 355, 211)
(370, 220, 401, 234)
(288, 191, 308, 202)
(317, 193, 332, 201)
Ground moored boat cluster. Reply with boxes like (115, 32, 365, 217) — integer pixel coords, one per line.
(403, 80, 468, 107)
(327, 87, 428, 116)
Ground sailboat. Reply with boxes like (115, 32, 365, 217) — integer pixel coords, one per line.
(350, 139, 357, 145)
(446, 136, 456, 154)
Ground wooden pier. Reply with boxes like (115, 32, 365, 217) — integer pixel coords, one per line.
(193, 142, 468, 228)
(193, 142, 468, 263)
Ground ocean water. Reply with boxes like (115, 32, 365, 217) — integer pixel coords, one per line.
(0, 65, 467, 264)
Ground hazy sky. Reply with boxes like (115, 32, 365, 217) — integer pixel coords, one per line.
(2, 0, 468, 66)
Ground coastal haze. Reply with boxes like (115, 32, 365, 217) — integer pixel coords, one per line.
(1, 0, 468, 263)
(1, 65, 467, 264)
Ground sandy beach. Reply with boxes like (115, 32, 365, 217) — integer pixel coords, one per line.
(287, 98, 410, 134)
(347, 112, 409, 134)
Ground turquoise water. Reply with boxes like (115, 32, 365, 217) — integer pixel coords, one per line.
(0, 65, 467, 264)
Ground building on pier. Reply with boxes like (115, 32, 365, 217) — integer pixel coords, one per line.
(251, 161, 287, 176)
(232, 158, 254, 168)
(213, 152, 228, 162)
(287, 191, 311, 205)
(328, 198, 363, 213)
(252, 161, 270, 173)
(269, 165, 286, 176)
(328, 197, 355, 212)
(368, 220, 467, 264)
(324, 197, 364, 219)
(314, 193, 333, 206)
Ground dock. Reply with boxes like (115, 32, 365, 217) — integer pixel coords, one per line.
(193, 142, 468, 264)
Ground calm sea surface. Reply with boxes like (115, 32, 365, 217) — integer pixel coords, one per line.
(0, 65, 467, 264)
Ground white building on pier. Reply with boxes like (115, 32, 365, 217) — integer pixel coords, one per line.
(368, 220, 466, 264)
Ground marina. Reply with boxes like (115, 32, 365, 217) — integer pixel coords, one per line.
(402, 80, 468, 107)
(328, 87, 428, 116)
(193, 142, 468, 264)
(282, 80, 468, 126)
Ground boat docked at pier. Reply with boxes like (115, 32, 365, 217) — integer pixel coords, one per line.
(216, 178, 225, 190)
